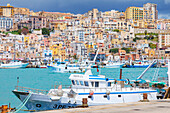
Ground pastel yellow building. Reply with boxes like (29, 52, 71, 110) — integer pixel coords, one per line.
(14, 7, 30, 15)
(148, 49, 155, 58)
(50, 43, 66, 61)
(95, 32, 103, 40)
(125, 7, 144, 20)
(0, 4, 14, 17)
(111, 39, 121, 45)
(125, 3, 158, 29)
(24, 37, 29, 48)
(136, 39, 148, 44)
(50, 21, 67, 31)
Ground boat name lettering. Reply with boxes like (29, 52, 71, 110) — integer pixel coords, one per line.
(73, 75, 83, 78)
(53, 104, 74, 109)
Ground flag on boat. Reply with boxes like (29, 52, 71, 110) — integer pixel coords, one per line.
(97, 68, 99, 72)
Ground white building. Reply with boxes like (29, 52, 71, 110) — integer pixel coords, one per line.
(0, 17, 13, 31)
(159, 31, 170, 48)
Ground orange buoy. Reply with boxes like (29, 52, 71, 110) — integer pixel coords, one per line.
(89, 91, 94, 96)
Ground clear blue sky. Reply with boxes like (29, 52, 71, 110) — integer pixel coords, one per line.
(0, 0, 170, 19)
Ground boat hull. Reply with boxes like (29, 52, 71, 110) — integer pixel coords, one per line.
(104, 64, 124, 68)
(0, 63, 29, 69)
(126, 63, 156, 68)
(13, 89, 157, 111)
(48, 66, 85, 73)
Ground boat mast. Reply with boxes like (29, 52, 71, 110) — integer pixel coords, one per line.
(93, 49, 99, 63)
(85, 49, 99, 75)
(137, 59, 157, 79)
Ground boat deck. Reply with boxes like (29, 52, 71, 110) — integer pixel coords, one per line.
(35, 99, 170, 113)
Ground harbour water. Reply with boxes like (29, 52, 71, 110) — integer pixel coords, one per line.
(0, 68, 168, 112)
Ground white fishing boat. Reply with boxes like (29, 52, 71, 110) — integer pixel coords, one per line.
(0, 61, 29, 69)
(12, 64, 158, 111)
(0, 36, 29, 69)
(127, 60, 156, 68)
(49, 62, 85, 73)
(104, 61, 125, 68)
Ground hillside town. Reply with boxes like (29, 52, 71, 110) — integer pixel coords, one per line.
(1, 2, 170, 112)
(0, 3, 170, 64)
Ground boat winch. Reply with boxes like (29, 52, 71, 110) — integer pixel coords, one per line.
(67, 89, 77, 98)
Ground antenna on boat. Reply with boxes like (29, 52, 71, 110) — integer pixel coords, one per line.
(17, 77, 19, 87)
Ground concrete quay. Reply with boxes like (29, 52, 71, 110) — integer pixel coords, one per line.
(35, 100, 170, 113)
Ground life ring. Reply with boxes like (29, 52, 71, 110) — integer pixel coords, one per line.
(124, 79, 130, 85)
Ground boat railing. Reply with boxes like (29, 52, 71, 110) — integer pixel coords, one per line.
(52, 84, 154, 92)
(53, 85, 72, 89)
(15, 86, 49, 94)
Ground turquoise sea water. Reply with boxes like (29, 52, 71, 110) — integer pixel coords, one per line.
(0, 67, 168, 112)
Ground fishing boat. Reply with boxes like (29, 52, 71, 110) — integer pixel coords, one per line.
(0, 36, 29, 69)
(49, 62, 85, 73)
(39, 65, 47, 68)
(126, 60, 156, 68)
(103, 61, 125, 68)
(12, 64, 158, 111)
(0, 61, 29, 69)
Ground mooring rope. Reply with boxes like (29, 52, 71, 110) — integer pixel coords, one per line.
(10, 92, 32, 113)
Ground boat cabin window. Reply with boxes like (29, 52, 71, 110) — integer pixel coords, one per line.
(72, 80, 75, 85)
(80, 81, 84, 85)
(91, 82, 94, 87)
(84, 81, 89, 86)
(76, 80, 79, 85)
(95, 82, 99, 87)
(108, 82, 111, 87)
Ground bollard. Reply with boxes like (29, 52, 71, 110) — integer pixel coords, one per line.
(82, 98, 88, 108)
(0, 104, 14, 113)
(1, 105, 8, 113)
(143, 93, 148, 100)
(139, 93, 149, 102)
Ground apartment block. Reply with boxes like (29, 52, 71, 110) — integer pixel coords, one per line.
(0, 4, 14, 17)
(0, 17, 13, 31)
(159, 31, 170, 48)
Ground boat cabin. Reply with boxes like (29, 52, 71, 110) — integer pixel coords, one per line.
(69, 71, 116, 89)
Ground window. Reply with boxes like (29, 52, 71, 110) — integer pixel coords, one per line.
(108, 82, 111, 87)
(95, 82, 99, 87)
(80, 81, 84, 85)
(72, 80, 75, 85)
(91, 82, 94, 87)
(76, 80, 79, 85)
(84, 81, 89, 86)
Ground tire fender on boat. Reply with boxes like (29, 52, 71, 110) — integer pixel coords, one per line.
(125, 79, 130, 85)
